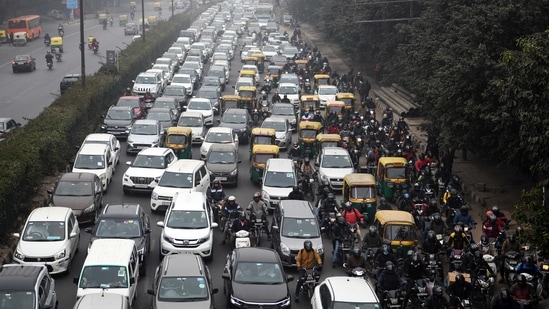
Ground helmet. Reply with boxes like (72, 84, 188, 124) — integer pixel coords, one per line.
(407, 250, 414, 257)
(380, 197, 387, 205)
(382, 244, 390, 255)
(480, 234, 489, 245)
(454, 224, 463, 233)
(293, 186, 299, 191)
(469, 243, 479, 252)
(474, 250, 482, 259)
(525, 255, 534, 264)
(253, 192, 261, 199)
(500, 288, 510, 299)
(427, 230, 435, 240)
(433, 213, 441, 222)
(492, 206, 500, 214)
(304, 111, 309, 116)
(451, 189, 457, 196)
(455, 273, 465, 283)
(239, 211, 247, 220)
(304, 157, 310, 164)
(485, 210, 494, 217)
(460, 205, 468, 213)
(304, 240, 313, 251)
(336, 216, 345, 225)
(429, 199, 438, 208)
(213, 180, 221, 185)
(385, 261, 394, 271)
(47, 50, 51, 54)
(327, 193, 335, 201)
(357, 72, 361, 75)
(411, 252, 419, 262)
(126, 87, 131, 92)
(293, 142, 299, 148)
(403, 193, 410, 200)
(345, 201, 352, 209)
(508, 233, 516, 243)
(369, 225, 377, 235)
(228, 196, 236, 202)
(433, 286, 443, 297)
(284, 94, 288, 98)
(352, 246, 361, 257)
(322, 180, 330, 187)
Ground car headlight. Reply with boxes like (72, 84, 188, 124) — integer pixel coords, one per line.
(100, 124, 107, 130)
(163, 235, 175, 244)
(151, 140, 159, 147)
(126, 125, 132, 130)
(54, 249, 66, 260)
(152, 192, 159, 200)
(99, 173, 106, 181)
(123, 174, 130, 182)
(280, 242, 290, 256)
(196, 237, 209, 244)
(280, 134, 286, 141)
(262, 190, 270, 201)
(14, 250, 25, 260)
(83, 204, 95, 213)
(317, 244, 324, 255)
(229, 169, 238, 176)
(230, 296, 244, 306)
(290, 119, 296, 125)
(321, 174, 329, 182)
(280, 297, 291, 307)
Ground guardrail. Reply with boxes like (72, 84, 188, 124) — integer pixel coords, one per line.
(372, 84, 421, 117)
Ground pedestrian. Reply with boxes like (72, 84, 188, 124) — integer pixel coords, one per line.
(374, 64, 382, 83)
(9, 32, 14, 46)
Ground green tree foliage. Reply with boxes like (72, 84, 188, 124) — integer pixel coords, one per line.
(512, 186, 549, 255)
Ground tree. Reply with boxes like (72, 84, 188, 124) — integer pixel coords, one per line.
(512, 185, 549, 255)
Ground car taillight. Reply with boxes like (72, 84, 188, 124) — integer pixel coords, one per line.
(11, 61, 15, 65)
(27, 61, 31, 64)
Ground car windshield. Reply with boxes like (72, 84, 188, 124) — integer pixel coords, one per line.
(254, 154, 275, 164)
(154, 101, 175, 109)
(333, 302, 380, 309)
(386, 167, 407, 179)
(197, 90, 218, 99)
(163, 87, 186, 96)
(106, 110, 131, 120)
(319, 87, 337, 95)
(263, 171, 294, 188)
(282, 218, 320, 238)
(188, 101, 211, 110)
(350, 186, 376, 199)
(203, 78, 220, 86)
(205, 132, 232, 143)
(135, 76, 157, 84)
(167, 210, 208, 229)
(321, 154, 353, 168)
(0, 291, 35, 308)
(172, 76, 191, 83)
(208, 151, 236, 164)
(54, 180, 93, 196)
(158, 172, 193, 188)
(23, 221, 66, 241)
(280, 76, 298, 84)
(147, 111, 171, 121)
(166, 134, 188, 145)
(279, 86, 298, 94)
(132, 154, 166, 169)
(178, 116, 202, 127)
(117, 99, 139, 108)
(79, 266, 128, 289)
(262, 121, 285, 132)
(272, 105, 294, 116)
(222, 113, 246, 124)
(74, 154, 105, 169)
(131, 124, 157, 135)
(234, 262, 284, 284)
(168, 48, 182, 55)
(263, 46, 276, 52)
(95, 218, 142, 238)
(158, 276, 209, 301)
(209, 70, 223, 78)
(14, 55, 30, 61)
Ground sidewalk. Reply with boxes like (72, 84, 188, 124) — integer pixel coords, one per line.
(292, 22, 535, 217)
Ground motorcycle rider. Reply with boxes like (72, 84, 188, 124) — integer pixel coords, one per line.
(447, 224, 470, 252)
(143, 90, 154, 103)
(294, 240, 322, 302)
(374, 243, 398, 279)
(247, 192, 271, 240)
(207, 180, 226, 204)
(510, 274, 538, 306)
(499, 233, 522, 283)
(402, 251, 428, 307)
(123, 87, 133, 96)
(491, 205, 510, 228)
(340, 201, 363, 242)
(271, 91, 281, 103)
(423, 229, 444, 255)
(468, 250, 495, 283)
(363, 225, 383, 249)
(422, 199, 441, 238)
(288, 142, 302, 161)
(425, 286, 450, 309)
(301, 110, 314, 122)
(288, 186, 306, 200)
(44, 33, 51, 45)
(229, 211, 253, 249)
(490, 288, 520, 309)
(446, 273, 473, 308)
(398, 193, 413, 212)
(454, 205, 477, 231)
(482, 210, 504, 241)
(45, 50, 54, 67)
(427, 213, 448, 240)
(316, 179, 333, 202)
(300, 156, 316, 177)
(515, 255, 543, 279)
(376, 261, 404, 302)
(281, 94, 291, 103)
(441, 188, 463, 216)
(332, 216, 349, 267)
(345, 246, 367, 275)
(312, 110, 323, 123)
(317, 193, 339, 231)
(220, 196, 241, 245)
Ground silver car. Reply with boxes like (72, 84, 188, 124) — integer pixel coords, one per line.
(261, 117, 292, 150)
(126, 119, 163, 154)
(270, 103, 297, 131)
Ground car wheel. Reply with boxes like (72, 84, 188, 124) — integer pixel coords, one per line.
(123, 188, 131, 195)
(12, 69, 17, 73)
(139, 263, 146, 276)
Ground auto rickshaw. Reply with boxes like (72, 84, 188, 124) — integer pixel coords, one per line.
(130, 1, 137, 10)
(98, 13, 107, 24)
(147, 15, 158, 25)
(251, 53, 265, 73)
(119, 15, 128, 26)
(249, 128, 277, 159)
(239, 70, 257, 86)
(221, 95, 241, 114)
(374, 210, 417, 259)
(324, 101, 346, 123)
(313, 74, 331, 93)
(50, 36, 63, 53)
(342, 173, 377, 222)
(267, 65, 282, 86)
(295, 59, 308, 72)
(154, 2, 161, 10)
(164, 127, 193, 159)
(250, 145, 280, 184)
(336, 93, 355, 115)
(238, 86, 257, 114)
(316, 134, 341, 150)
(300, 95, 320, 116)
(0, 30, 7, 44)
(298, 121, 322, 156)
(13, 32, 27, 46)
(244, 56, 258, 67)
(376, 157, 410, 201)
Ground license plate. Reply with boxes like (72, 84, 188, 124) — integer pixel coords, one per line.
(161, 201, 171, 206)
(215, 177, 227, 181)
(135, 184, 149, 188)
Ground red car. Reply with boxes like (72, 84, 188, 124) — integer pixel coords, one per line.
(116, 96, 146, 119)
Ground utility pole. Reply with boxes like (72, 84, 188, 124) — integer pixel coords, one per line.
(141, 0, 146, 42)
(79, 0, 85, 87)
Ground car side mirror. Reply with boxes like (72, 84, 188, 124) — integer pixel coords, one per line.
(222, 273, 230, 280)
(145, 228, 151, 234)
(47, 189, 54, 194)
(314, 162, 320, 167)
(238, 160, 242, 164)
(147, 289, 156, 296)
(73, 277, 79, 284)
(271, 225, 279, 232)
(286, 275, 294, 282)
(130, 278, 135, 285)
(85, 228, 92, 233)
(212, 288, 219, 294)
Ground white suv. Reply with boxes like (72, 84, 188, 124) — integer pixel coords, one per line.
(157, 192, 218, 261)
(132, 72, 163, 98)
(316, 147, 355, 191)
(122, 147, 178, 194)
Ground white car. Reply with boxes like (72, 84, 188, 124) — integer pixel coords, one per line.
(80, 133, 120, 169)
(316, 147, 355, 191)
(212, 60, 230, 81)
(317, 85, 338, 108)
(122, 147, 178, 194)
(178, 111, 206, 144)
(278, 83, 300, 106)
(241, 64, 260, 85)
(13, 207, 80, 274)
(311, 277, 381, 309)
(262, 117, 292, 150)
(262, 45, 279, 60)
(185, 98, 214, 126)
(200, 127, 239, 160)
(170, 73, 193, 95)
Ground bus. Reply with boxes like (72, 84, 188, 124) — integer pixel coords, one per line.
(7, 15, 43, 40)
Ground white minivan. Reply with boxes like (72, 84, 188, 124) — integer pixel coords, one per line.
(74, 239, 139, 306)
(72, 143, 113, 192)
(150, 159, 210, 212)
(262, 158, 297, 210)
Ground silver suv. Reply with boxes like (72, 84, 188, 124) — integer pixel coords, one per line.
(126, 119, 163, 154)
(0, 264, 58, 309)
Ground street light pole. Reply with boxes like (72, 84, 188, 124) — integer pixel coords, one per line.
(79, 0, 86, 87)
(172, 0, 174, 18)
(141, 0, 145, 42)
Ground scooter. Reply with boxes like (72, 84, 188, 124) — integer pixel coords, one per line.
(234, 230, 252, 248)
(57, 26, 64, 37)
(44, 38, 50, 47)
(92, 44, 99, 54)
(55, 53, 62, 62)
(46, 61, 53, 70)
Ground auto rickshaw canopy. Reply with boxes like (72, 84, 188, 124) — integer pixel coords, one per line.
(98, 13, 107, 23)
(238, 86, 257, 99)
(325, 101, 345, 117)
(239, 69, 257, 84)
(314, 74, 331, 86)
(295, 59, 308, 71)
(300, 95, 320, 113)
(147, 15, 158, 25)
(165, 127, 192, 144)
(316, 134, 341, 149)
(221, 95, 241, 112)
(336, 93, 355, 110)
(251, 128, 277, 144)
(119, 15, 128, 26)
(0, 30, 7, 44)
(244, 56, 258, 66)
(252, 144, 280, 163)
(378, 157, 408, 178)
(267, 65, 282, 76)
(298, 121, 322, 139)
(375, 210, 415, 227)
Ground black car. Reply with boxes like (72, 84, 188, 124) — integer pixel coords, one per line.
(100, 105, 137, 138)
(218, 108, 251, 143)
(222, 247, 293, 309)
(146, 107, 178, 131)
(12, 54, 36, 73)
(85, 203, 151, 275)
(196, 85, 221, 115)
(60, 73, 81, 94)
(202, 75, 223, 94)
(162, 85, 188, 110)
(152, 97, 181, 121)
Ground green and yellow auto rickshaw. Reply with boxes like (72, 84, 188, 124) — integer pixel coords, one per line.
(298, 121, 322, 156)
(119, 15, 128, 26)
(147, 15, 158, 25)
(239, 69, 258, 86)
(154, 2, 161, 10)
(374, 210, 417, 259)
(342, 173, 377, 222)
(164, 127, 193, 159)
(250, 144, 280, 184)
(324, 101, 346, 124)
(300, 95, 320, 116)
(336, 92, 355, 115)
(98, 13, 107, 24)
(238, 86, 257, 114)
(295, 59, 308, 72)
(244, 56, 258, 67)
(249, 128, 277, 160)
(251, 53, 265, 73)
(0, 30, 7, 44)
(313, 74, 331, 93)
(221, 95, 240, 114)
(316, 134, 341, 151)
(50, 36, 63, 53)
(376, 157, 410, 201)
(267, 65, 282, 86)
(13, 32, 27, 46)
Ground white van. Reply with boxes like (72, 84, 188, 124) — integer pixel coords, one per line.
(72, 143, 113, 192)
(261, 158, 297, 210)
(72, 293, 130, 309)
(157, 192, 218, 260)
(150, 160, 210, 211)
(74, 239, 139, 306)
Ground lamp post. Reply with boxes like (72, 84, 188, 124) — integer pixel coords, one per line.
(172, 0, 174, 18)
(79, 0, 85, 87)
(141, 0, 145, 42)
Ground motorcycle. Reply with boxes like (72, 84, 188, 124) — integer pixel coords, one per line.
(539, 257, 549, 298)
(336, 225, 358, 266)
(383, 289, 405, 309)
(92, 44, 99, 54)
(482, 253, 497, 276)
(299, 265, 321, 299)
(344, 265, 368, 279)
(408, 278, 433, 308)
(234, 229, 252, 248)
(46, 60, 53, 70)
(304, 78, 311, 93)
(57, 25, 64, 37)
(449, 249, 467, 272)
(363, 247, 379, 272)
(210, 199, 223, 224)
(55, 53, 62, 62)
(521, 272, 544, 300)
(322, 211, 338, 239)
(472, 271, 494, 309)
(411, 200, 427, 230)
(424, 252, 444, 282)
(249, 213, 267, 246)
(219, 208, 239, 233)
(300, 173, 316, 202)
(503, 250, 521, 283)
(453, 297, 473, 309)
(252, 108, 260, 126)
(44, 38, 50, 47)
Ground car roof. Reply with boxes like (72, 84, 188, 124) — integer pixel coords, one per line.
(189, 98, 211, 104)
(136, 147, 173, 156)
(165, 159, 204, 172)
(78, 143, 109, 155)
(28, 206, 72, 221)
(133, 119, 159, 125)
(263, 117, 286, 123)
(108, 105, 132, 111)
(279, 200, 315, 218)
(148, 107, 172, 113)
(279, 83, 298, 88)
(207, 127, 233, 133)
(199, 86, 219, 91)
(137, 72, 159, 77)
(234, 247, 280, 263)
(84, 133, 114, 142)
(172, 192, 206, 210)
(0, 118, 14, 122)
(59, 172, 97, 182)
(321, 147, 351, 156)
(173, 73, 192, 78)
(179, 111, 203, 118)
(208, 143, 237, 152)
(323, 277, 378, 303)
(102, 203, 141, 217)
(0, 264, 45, 291)
(223, 108, 248, 115)
(161, 253, 206, 277)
